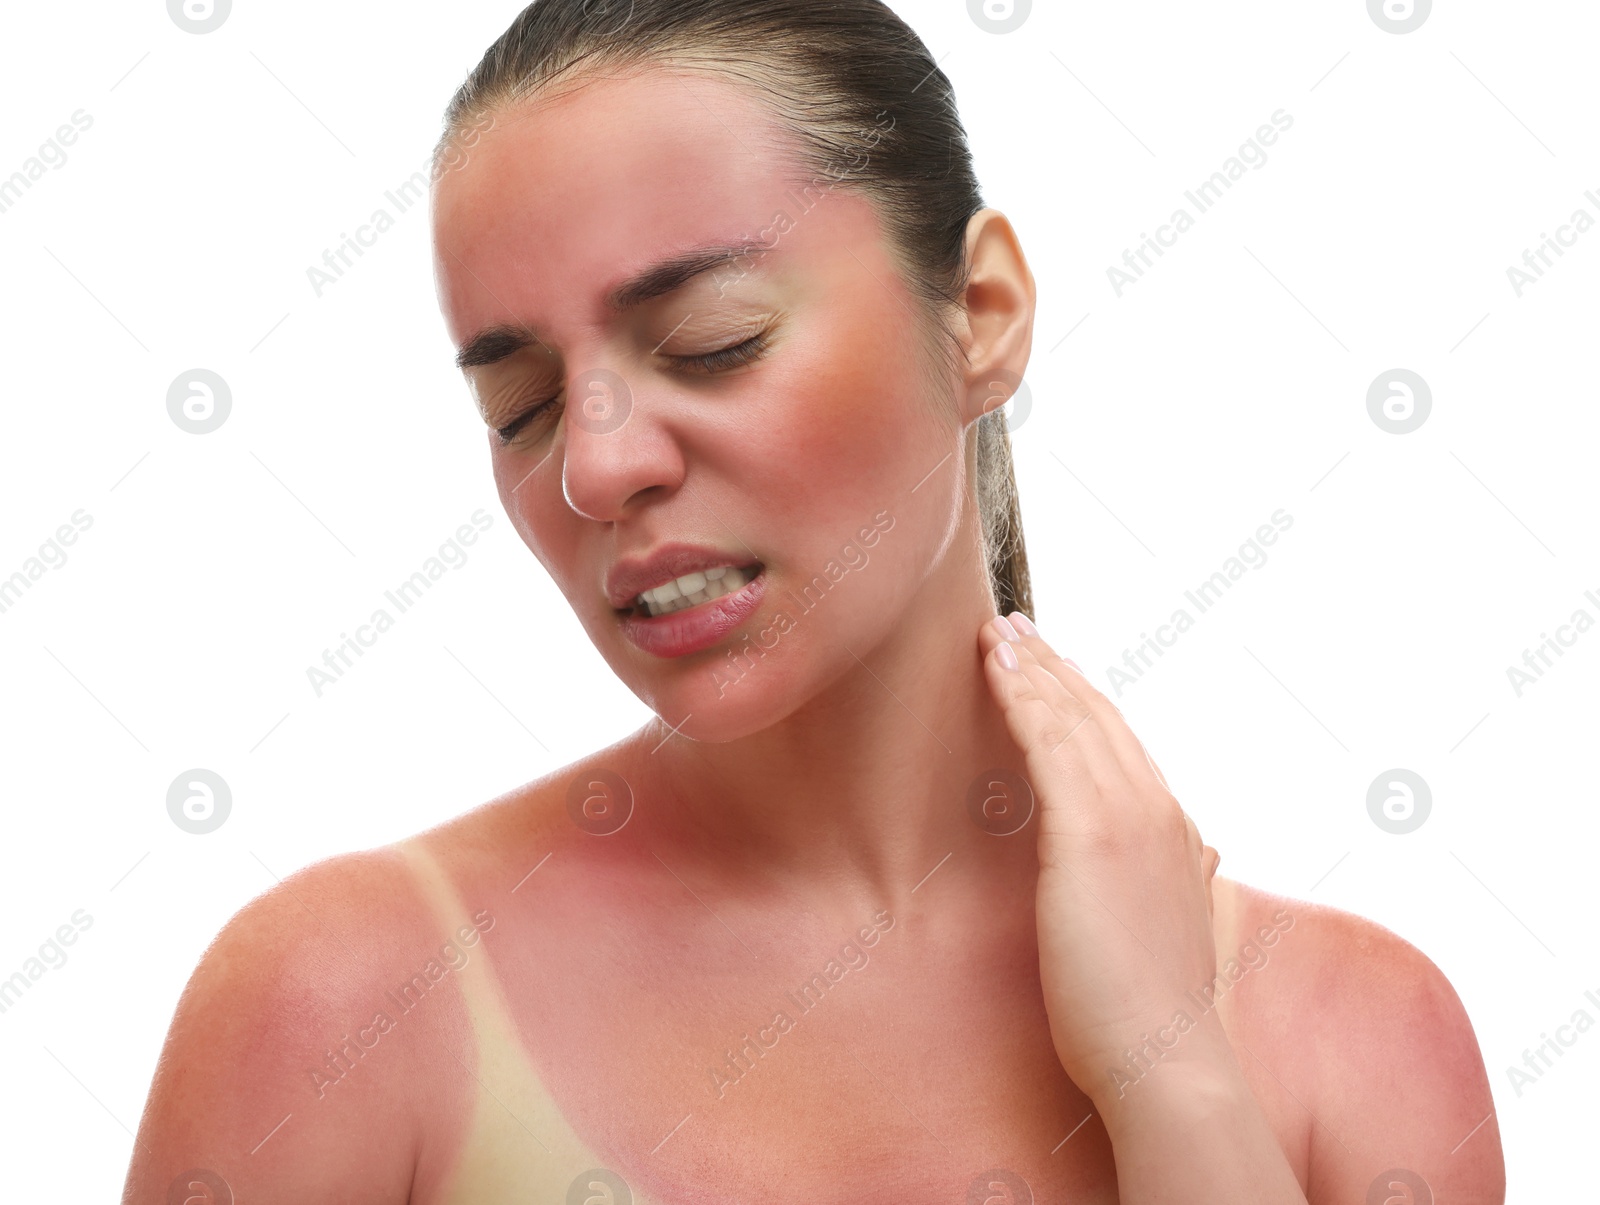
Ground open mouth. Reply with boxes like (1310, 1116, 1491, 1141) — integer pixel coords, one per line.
(627, 563, 764, 619)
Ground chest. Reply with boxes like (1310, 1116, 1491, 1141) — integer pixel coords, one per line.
(471, 884, 1122, 1203)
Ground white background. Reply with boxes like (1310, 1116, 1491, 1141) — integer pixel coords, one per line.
(0, 0, 1594, 1198)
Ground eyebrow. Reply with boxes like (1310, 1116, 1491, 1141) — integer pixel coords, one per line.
(454, 239, 772, 371)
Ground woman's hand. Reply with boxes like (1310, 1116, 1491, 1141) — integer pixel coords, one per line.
(978, 611, 1227, 1108)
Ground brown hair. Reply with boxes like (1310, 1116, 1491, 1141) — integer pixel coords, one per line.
(435, 0, 1033, 617)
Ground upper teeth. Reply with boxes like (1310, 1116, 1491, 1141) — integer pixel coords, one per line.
(634, 565, 759, 616)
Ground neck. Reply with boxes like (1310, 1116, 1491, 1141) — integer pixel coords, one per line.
(635, 512, 1036, 919)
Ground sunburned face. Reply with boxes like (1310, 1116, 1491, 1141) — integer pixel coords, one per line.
(431, 66, 974, 741)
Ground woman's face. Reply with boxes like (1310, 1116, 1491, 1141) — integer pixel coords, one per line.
(431, 67, 972, 741)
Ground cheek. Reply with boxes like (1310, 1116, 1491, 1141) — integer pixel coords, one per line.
(492, 448, 574, 583)
(730, 320, 955, 632)
(748, 318, 945, 522)
(490, 449, 535, 545)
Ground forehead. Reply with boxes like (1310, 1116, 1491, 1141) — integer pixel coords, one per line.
(430, 67, 804, 344)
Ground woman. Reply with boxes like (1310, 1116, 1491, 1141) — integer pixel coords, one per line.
(123, 2, 1505, 1202)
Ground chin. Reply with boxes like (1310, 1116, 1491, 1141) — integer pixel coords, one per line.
(606, 609, 830, 744)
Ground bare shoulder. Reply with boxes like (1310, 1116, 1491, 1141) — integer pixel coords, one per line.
(121, 756, 588, 1205)
(123, 733, 648, 1204)
(122, 844, 474, 1204)
(1211, 877, 1505, 1205)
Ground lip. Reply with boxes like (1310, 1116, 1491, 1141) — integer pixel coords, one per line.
(619, 566, 768, 659)
(605, 542, 762, 610)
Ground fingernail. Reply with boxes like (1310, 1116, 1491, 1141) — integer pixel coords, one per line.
(995, 641, 1020, 671)
(993, 615, 1020, 641)
(1063, 657, 1081, 672)
(1009, 612, 1040, 638)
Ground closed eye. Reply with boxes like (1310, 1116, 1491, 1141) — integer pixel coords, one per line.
(665, 330, 771, 375)
(494, 330, 774, 446)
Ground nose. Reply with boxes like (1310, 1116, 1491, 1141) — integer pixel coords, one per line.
(559, 365, 685, 523)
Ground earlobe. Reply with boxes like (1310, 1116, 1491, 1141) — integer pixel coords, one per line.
(955, 208, 1037, 427)
(968, 367, 1025, 423)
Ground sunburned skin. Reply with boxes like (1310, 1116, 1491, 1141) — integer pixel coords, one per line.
(122, 61, 1503, 1205)
(433, 71, 960, 748)
(455, 758, 1495, 1203)
(118, 740, 1500, 1203)
(400, 754, 1107, 1203)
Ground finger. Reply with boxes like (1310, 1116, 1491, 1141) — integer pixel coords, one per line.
(981, 627, 1129, 796)
(982, 654, 1127, 805)
(999, 613, 1169, 794)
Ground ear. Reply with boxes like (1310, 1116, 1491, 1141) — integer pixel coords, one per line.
(953, 208, 1037, 427)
